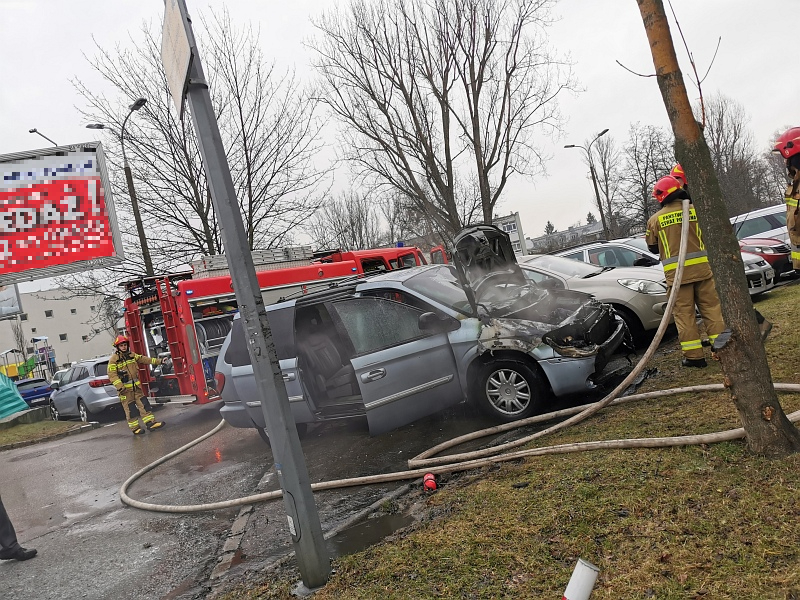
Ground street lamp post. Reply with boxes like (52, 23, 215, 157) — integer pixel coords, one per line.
(28, 128, 58, 146)
(565, 128, 610, 239)
(86, 97, 154, 276)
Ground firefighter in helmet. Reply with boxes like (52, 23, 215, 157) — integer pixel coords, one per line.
(773, 127, 800, 269)
(646, 174, 725, 367)
(108, 335, 165, 434)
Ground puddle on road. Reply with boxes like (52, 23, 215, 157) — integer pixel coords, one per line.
(326, 513, 414, 558)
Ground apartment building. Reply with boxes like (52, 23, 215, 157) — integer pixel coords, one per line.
(492, 212, 527, 255)
(0, 288, 115, 375)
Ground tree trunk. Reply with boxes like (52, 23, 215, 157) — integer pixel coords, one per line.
(636, 0, 800, 456)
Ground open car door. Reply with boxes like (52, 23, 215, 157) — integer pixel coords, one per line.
(328, 296, 463, 435)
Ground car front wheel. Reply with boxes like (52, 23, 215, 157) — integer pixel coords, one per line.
(473, 360, 542, 422)
(78, 400, 89, 423)
(50, 400, 60, 421)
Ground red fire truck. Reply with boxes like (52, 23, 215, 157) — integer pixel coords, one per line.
(120, 245, 442, 405)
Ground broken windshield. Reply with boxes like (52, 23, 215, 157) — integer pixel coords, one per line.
(403, 266, 474, 316)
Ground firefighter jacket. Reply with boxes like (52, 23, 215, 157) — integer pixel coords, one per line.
(108, 350, 161, 392)
(645, 199, 712, 287)
(785, 173, 800, 268)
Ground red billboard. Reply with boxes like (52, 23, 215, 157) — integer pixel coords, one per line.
(0, 144, 123, 283)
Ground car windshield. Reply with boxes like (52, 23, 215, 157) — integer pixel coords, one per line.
(526, 255, 603, 278)
(403, 266, 473, 315)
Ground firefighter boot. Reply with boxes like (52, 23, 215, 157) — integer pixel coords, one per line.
(132, 426, 145, 435)
(146, 421, 165, 430)
(755, 309, 773, 342)
(681, 357, 708, 368)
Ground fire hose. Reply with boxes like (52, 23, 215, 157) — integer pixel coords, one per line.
(120, 200, 800, 513)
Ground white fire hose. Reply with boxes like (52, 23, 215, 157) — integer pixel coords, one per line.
(121, 200, 800, 514)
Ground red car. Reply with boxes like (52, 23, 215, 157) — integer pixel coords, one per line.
(738, 237, 793, 278)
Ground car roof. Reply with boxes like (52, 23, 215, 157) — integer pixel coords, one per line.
(730, 203, 784, 222)
(16, 378, 47, 384)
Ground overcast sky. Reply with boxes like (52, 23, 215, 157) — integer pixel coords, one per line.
(1, 0, 796, 252)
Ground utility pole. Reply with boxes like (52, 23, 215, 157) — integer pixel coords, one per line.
(565, 128, 610, 239)
(160, 0, 330, 589)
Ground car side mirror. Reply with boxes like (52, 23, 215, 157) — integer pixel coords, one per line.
(50, 381, 60, 390)
(634, 256, 659, 267)
(418, 312, 460, 333)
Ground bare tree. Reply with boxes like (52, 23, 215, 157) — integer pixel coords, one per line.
(699, 93, 765, 216)
(311, 0, 574, 237)
(589, 135, 623, 236)
(11, 318, 26, 359)
(619, 123, 674, 231)
(306, 191, 384, 250)
(74, 10, 328, 270)
(637, 0, 800, 456)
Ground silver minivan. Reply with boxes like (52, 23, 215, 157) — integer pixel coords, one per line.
(217, 266, 628, 438)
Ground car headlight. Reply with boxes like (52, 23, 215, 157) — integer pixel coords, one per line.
(744, 263, 757, 272)
(742, 245, 775, 254)
(617, 279, 667, 294)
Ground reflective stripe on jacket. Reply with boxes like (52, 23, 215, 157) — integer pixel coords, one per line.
(108, 351, 160, 391)
(786, 174, 800, 266)
(645, 201, 712, 286)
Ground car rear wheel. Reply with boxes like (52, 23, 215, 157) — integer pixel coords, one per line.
(473, 360, 542, 422)
(78, 400, 89, 423)
(50, 400, 60, 421)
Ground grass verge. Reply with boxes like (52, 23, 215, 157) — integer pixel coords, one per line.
(222, 282, 800, 600)
(0, 419, 81, 447)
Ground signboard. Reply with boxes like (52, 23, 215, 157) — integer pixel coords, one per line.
(0, 143, 124, 284)
(161, 0, 193, 118)
(0, 284, 22, 318)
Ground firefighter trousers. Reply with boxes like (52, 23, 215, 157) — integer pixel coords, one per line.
(118, 387, 156, 431)
(670, 277, 726, 360)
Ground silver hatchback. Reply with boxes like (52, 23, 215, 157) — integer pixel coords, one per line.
(49, 356, 119, 422)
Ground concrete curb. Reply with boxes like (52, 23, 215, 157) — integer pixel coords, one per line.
(0, 421, 102, 452)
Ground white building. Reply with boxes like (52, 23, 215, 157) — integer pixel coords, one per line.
(492, 212, 527, 255)
(0, 288, 115, 375)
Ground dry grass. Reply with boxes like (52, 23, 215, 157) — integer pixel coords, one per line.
(0, 419, 79, 447)
(224, 283, 800, 600)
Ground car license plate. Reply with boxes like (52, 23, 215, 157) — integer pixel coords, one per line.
(766, 268, 775, 279)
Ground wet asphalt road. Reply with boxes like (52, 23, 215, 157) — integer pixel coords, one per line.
(0, 398, 511, 599)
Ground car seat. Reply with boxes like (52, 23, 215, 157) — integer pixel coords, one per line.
(297, 317, 355, 400)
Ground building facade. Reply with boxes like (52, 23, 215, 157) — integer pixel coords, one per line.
(0, 288, 115, 377)
(492, 212, 527, 255)
(526, 221, 605, 254)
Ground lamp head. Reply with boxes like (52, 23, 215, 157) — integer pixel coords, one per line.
(564, 144, 576, 149)
(129, 98, 147, 112)
(598, 128, 610, 137)
(85, 123, 105, 130)
(28, 128, 37, 133)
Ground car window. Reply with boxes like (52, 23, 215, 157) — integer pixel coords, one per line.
(398, 253, 417, 268)
(561, 250, 586, 262)
(331, 297, 426, 356)
(768, 212, 787, 227)
(94, 362, 108, 377)
(17, 380, 45, 391)
(403, 266, 473, 315)
(69, 367, 89, 384)
(735, 216, 776, 239)
(521, 268, 566, 289)
(613, 247, 641, 267)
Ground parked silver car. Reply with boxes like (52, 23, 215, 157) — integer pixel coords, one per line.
(49, 356, 119, 422)
(518, 253, 668, 343)
(217, 228, 629, 438)
(556, 239, 775, 297)
(730, 204, 788, 243)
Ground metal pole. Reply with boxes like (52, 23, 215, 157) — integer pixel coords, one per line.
(172, 0, 330, 588)
(28, 129, 58, 146)
(588, 161, 609, 239)
(120, 112, 155, 276)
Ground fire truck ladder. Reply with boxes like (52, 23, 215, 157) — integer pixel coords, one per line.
(155, 277, 210, 404)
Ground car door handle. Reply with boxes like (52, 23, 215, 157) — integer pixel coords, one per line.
(282, 373, 296, 382)
(360, 368, 386, 383)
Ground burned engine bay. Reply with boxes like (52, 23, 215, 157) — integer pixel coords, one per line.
(451, 224, 626, 358)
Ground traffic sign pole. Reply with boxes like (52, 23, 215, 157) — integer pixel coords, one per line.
(161, 0, 330, 588)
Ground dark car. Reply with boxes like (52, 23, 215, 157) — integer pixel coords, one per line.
(15, 377, 52, 407)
